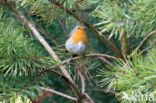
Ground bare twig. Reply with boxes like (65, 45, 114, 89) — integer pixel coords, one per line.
(50, 0, 122, 58)
(66, 54, 117, 62)
(78, 70, 85, 93)
(40, 87, 77, 101)
(97, 57, 113, 66)
(86, 88, 116, 94)
(58, 20, 68, 37)
(138, 43, 155, 55)
(47, 69, 84, 100)
(83, 93, 94, 103)
(28, 10, 60, 46)
(135, 30, 156, 51)
(49, 69, 94, 103)
(132, 30, 156, 56)
(35, 23, 60, 46)
(72, 8, 95, 12)
(111, 19, 139, 23)
(43, 53, 117, 71)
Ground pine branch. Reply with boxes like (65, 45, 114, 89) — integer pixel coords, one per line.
(50, 0, 122, 58)
(40, 87, 77, 101)
(4, 2, 95, 102)
(3, 0, 73, 82)
(2, 1, 118, 102)
(86, 89, 116, 94)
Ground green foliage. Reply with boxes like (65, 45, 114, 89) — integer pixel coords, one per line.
(99, 48, 156, 102)
(2, 94, 31, 103)
(0, 0, 156, 103)
(91, 0, 156, 38)
(0, 22, 54, 76)
(0, 75, 40, 101)
(0, 21, 54, 102)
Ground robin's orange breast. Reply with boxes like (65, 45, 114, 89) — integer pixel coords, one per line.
(71, 30, 88, 44)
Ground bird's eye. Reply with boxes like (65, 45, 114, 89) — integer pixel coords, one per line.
(78, 27, 80, 29)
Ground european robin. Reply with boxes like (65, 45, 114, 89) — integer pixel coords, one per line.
(65, 25, 88, 54)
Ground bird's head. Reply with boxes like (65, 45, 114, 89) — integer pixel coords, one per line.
(68, 25, 85, 38)
(75, 25, 85, 30)
(71, 25, 88, 44)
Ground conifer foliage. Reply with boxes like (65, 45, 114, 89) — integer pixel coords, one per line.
(0, 0, 156, 103)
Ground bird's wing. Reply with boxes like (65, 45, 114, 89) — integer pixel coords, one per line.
(68, 27, 76, 38)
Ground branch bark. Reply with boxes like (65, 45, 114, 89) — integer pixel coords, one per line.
(35, 23, 60, 46)
(97, 57, 113, 66)
(78, 70, 86, 93)
(50, 0, 122, 58)
(43, 53, 117, 72)
(120, 28, 128, 56)
(58, 20, 68, 37)
(40, 87, 77, 101)
(46, 69, 94, 103)
(87, 88, 116, 94)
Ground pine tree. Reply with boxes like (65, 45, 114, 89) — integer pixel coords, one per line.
(0, 0, 156, 103)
